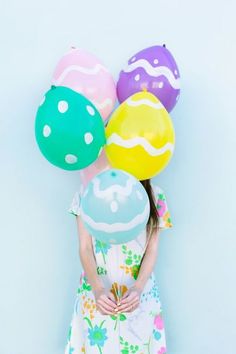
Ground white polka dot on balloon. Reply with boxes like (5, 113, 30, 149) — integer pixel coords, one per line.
(153, 59, 159, 65)
(131, 56, 136, 62)
(58, 100, 68, 113)
(110, 201, 118, 213)
(86, 105, 95, 116)
(135, 74, 140, 81)
(84, 132, 93, 145)
(65, 154, 78, 164)
(158, 82, 164, 88)
(174, 69, 178, 76)
(43, 125, 51, 137)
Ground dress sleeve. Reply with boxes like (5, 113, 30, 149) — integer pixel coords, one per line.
(68, 185, 84, 216)
(154, 185, 173, 230)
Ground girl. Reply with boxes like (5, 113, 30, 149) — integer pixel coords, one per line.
(65, 179, 173, 354)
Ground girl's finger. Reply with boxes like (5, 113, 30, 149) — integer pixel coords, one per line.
(125, 300, 140, 313)
(102, 295, 118, 309)
(99, 296, 118, 311)
(119, 293, 136, 305)
(120, 290, 130, 300)
(108, 292, 117, 304)
(118, 299, 140, 312)
(97, 299, 115, 312)
(97, 303, 114, 315)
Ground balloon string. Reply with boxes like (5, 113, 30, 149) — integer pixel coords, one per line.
(117, 230, 151, 304)
(99, 233, 151, 305)
(100, 241, 122, 303)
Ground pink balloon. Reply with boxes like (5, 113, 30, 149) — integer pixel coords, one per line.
(80, 149, 111, 189)
(52, 47, 117, 121)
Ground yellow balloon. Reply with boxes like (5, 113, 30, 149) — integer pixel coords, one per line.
(105, 91, 175, 180)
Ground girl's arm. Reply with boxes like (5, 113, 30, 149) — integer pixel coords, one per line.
(117, 228, 160, 312)
(76, 216, 118, 314)
(76, 215, 104, 292)
(134, 227, 160, 291)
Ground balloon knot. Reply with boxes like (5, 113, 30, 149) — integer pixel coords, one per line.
(141, 85, 148, 92)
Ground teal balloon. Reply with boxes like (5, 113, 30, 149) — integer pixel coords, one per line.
(80, 169, 150, 245)
(35, 86, 106, 170)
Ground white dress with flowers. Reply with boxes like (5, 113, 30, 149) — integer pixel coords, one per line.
(64, 184, 173, 354)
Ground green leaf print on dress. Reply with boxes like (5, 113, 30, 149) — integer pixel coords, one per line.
(143, 334, 152, 354)
(110, 312, 127, 331)
(109, 282, 128, 329)
(120, 244, 142, 280)
(97, 266, 107, 275)
(95, 239, 112, 265)
(119, 336, 139, 353)
(77, 272, 92, 295)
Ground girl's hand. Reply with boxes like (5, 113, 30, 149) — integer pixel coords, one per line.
(93, 287, 118, 315)
(117, 284, 143, 313)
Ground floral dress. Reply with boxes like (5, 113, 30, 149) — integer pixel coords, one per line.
(64, 183, 173, 354)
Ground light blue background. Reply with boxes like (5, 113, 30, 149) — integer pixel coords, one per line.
(1, 1, 235, 353)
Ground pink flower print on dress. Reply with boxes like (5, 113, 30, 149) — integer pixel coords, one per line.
(154, 314, 164, 330)
(158, 346, 167, 354)
(156, 193, 167, 217)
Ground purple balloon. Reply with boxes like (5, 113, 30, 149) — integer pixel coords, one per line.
(117, 45, 180, 112)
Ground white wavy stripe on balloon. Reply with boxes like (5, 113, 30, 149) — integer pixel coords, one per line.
(92, 97, 113, 110)
(123, 59, 180, 89)
(126, 97, 164, 110)
(71, 88, 113, 110)
(80, 202, 150, 232)
(107, 133, 174, 156)
(52, 64, 109, 85)
(92, 176, 136, 199)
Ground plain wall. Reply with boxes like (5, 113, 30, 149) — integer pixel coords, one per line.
(0, 0, 235, 353)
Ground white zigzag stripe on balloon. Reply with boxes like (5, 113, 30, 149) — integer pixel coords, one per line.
(92, 98, 113, 110)
(126, 97, 164, 110)
(72, 88, 113, 110)
(80, 202, 150, 232)
(123, 59, 180, 89)
(107, 133, 174, 156)
(92, 176, 136, 199)
(52, 64, 109, 85)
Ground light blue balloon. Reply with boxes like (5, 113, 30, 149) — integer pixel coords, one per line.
(80, 169, 150, 244)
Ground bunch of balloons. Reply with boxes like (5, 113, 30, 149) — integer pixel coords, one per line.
(34, 45, 180, 244)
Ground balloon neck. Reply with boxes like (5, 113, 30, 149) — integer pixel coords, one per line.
(141, 85, 148, 92)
